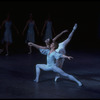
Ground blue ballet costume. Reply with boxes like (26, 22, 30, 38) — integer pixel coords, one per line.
(43, 21, 53, 41)
(4, 21, 12, 43)
(26, 22, 35, 43)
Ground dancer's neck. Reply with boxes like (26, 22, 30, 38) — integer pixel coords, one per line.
(50, 48, 55, 53)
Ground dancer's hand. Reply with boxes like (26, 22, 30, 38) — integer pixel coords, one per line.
(28, 42, 33, 46)
(67, 56, 73, 60)
(62, 30, 68, 33)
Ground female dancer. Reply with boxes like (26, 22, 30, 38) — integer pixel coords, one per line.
(22, 13, 39, 54)
(29, 23, 77, 81)
(54, 23, 77, 81)
(1, 13, 19, 56)
(28, 41, 82, 86)
(41, 15, 55, 41)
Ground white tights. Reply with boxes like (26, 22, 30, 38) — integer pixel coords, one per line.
(34, 64, 82, 86)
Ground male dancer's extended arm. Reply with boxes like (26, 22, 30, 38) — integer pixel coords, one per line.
(28, 42, 48, 49)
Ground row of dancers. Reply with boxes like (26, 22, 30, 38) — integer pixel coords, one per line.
(28, 23, 82, 86)
(0, 13, 55, 56)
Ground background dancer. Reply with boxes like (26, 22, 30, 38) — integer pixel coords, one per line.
(22, 13, 39, 54)
(1, 13, 19, 56)
(41, 14, 55, 41)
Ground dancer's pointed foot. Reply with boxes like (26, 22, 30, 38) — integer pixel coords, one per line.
(34, 79, 38, 83)
(73, 23, 77, 30)
(55, 76, 60, 82)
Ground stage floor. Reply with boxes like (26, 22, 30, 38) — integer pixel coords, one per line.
(0, 49, 100, 99)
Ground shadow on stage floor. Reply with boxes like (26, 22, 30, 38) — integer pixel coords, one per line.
(0, 49, 100, 99)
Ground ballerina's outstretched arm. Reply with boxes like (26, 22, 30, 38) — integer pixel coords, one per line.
(22, 21, 29, 35)
(52, 29, 68, 42)
(62, 55, 73, 60)
(41, 21, 47, 36)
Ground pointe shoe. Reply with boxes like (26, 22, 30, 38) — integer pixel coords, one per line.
(73, 23, 77, 30)
(55, 76, 60, 82)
